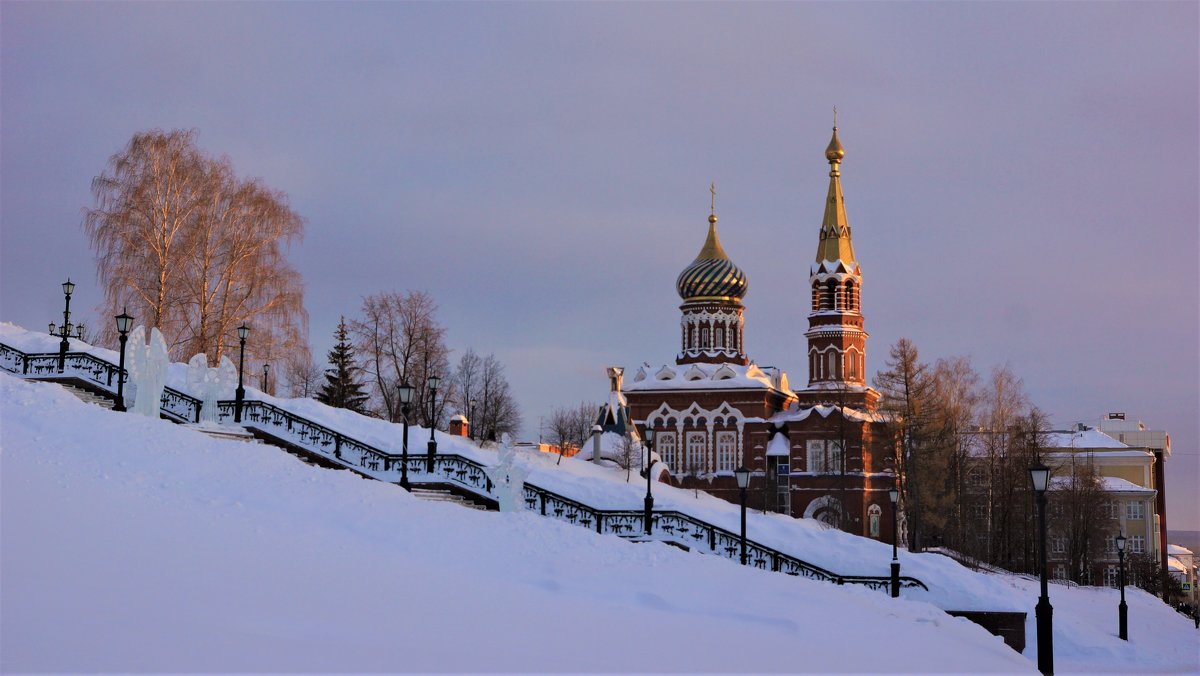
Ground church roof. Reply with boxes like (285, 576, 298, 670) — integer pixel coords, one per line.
(626, 362, 788, 393)
(676, 210, 748, 302)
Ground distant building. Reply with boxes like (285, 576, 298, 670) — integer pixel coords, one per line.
(620, 128, 896, 542)
(1097, 412, 1173, 585)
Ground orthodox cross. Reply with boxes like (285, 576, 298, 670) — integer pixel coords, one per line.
(710, 182, 716, 216)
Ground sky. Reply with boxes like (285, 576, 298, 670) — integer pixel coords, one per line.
(1, 3, 1196, 527)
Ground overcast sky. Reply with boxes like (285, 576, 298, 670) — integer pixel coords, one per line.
(2, 2, 1196, 529)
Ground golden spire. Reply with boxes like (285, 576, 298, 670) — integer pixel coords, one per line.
(697, 183, 728, 261)
(816, 124, 856, 264)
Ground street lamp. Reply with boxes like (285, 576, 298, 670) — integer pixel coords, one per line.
(1029, 462, 1054, 676)
(262, 363, 270, 394)
(469, 398, 477, 443)
(735, 466, 750, 565)
(426, 374, 440, 472)
(113, 309, 133, 412)
(57, 279, 76, 371)
(643, 428, 655, 535)
(889, 487, 901, 598)
(398, 380, 413, 490)
(234, 324, 249, 423)
(1116, 532, 1128, 641)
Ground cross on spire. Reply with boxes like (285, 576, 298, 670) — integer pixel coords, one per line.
(833, 105, 838, 128)
(710, 182, 716, 216)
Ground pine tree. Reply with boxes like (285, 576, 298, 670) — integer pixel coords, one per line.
(317, 317, 369, 413)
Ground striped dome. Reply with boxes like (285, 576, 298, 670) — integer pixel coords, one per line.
(676, 214, 748, 301)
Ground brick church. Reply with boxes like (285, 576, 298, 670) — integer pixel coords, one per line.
(621, 127, 897, 542)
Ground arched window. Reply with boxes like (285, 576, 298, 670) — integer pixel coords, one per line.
(700, 327, 709, 348)
(827, 351, 838, 379)
(716, 431, 737, 472)
(845, 280, 857, 312)
(715, 326, 725, 350)
(686, 432, 707, 474)
(823, 280, 837, 310)
(868, 504, 882, 538)
(812, 282, 821, 312)
(847, 351, 858, 380)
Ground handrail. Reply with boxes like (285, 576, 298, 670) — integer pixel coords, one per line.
(0, 342, 201, 423)
(1, 340, 927, 592)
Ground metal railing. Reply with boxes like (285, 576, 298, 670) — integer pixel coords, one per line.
(0, 342, 201, 423)
(2, 340, 927, 593)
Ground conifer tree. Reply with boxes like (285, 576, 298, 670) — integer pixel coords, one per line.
(317, 317, 369, 413)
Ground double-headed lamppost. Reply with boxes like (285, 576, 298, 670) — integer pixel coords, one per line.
(398, 380, 413, 490)
(643, 428, 655, 535)
(890, 487, 901, 598)
(234, 324, 249, 423)
(113, 309, 134, 412)
(1116, 533, 1128, 641)
(469, 398, 477, 443)
(1029, 462, 1054, 675)
(735, 466, 750, 565)
(426, 375, 440, 472)
(52, 279, 78, 371)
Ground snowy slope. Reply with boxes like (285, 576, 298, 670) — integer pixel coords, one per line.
(3, 376, 1198, 673)
(1, 374, 1028, 673)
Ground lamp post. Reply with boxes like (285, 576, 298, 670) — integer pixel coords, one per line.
(643, 428, 655, 535)
(262, 363, 270, 394)
(1029, 462, 1054, 676)
(113, 310, 133, 412)
(56, 279, 76, 371)
(469, 398, 477, 443)
(1116, 533, 1128, 641)
(398, 381, 413, 490)
(890, 487, 901, 598)
(735, 466, 750, 565)
(426, 374, 440, 472)
(234, 324, 249, 423)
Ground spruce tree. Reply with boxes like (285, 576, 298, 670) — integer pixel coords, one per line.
(317, 317, 370, 413)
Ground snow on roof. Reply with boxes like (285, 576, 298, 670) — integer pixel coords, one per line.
(766, 432, 790, 456)
(1043, 427, 1131, 449)
(1168, 544, 1194, 556)
(1048, 475, 1154, 493)
(1168, 557, 1188, 573)
(627, 362, 786, 392)
(449, 414, 467, 423)
(770, 403, 885, 425)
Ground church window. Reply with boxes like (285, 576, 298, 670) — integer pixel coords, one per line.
(700, 327, 710, 349)
(687, 325, 695, 350)
(716, 431, 737, 472)
(715, 326, 725, 350)
(812, 282, 821, 312)
(686, 432, 707, 474)
(657, 433, 677, 471)
(806, 440, 843, 474)
(823, 280, 837, 310)
(827, 351, 838, 379)
(828, 440, 843, 473)
(868, 504, 882, 538)
(847, 352, 857, 379)
(845, 280, 857, 312)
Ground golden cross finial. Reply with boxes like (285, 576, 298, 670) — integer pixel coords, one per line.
(833, 105, 838, 128)
(710, 182, 716, 216)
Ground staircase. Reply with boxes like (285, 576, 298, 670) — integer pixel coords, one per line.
(411, 487, 490, 510)
(60, 383, 116, 410)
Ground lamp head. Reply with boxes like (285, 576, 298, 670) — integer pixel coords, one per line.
(75, 323, 85, 339)
(1116, 533, 1126, 552)
(1029, 463, 1051, 493)
(644, 428, 655, 444)
(62, 279, 75, 296)
(49, 322, 56, 335)
(889, 488, 899, 504)
(115, 310, 134, 335)
(734, 466, 750, 489)
(237, 324, 250, 340)
(428, 374, 441, 391)
(397, 380, 414, 404)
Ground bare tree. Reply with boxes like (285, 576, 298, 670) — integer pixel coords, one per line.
(282, 352, 323, 399)
(612, 434, 639, 482)
(545, 401, 598, 465)
(84, 129, 309, 373)
(473, 354, 521, 442)
(351, 290, 449, 424)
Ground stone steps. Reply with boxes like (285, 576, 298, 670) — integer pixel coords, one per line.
(60, 384, 116, 410)
(410, 487, 490, 511)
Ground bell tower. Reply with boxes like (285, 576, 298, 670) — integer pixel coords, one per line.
(798, 126, 875, 408)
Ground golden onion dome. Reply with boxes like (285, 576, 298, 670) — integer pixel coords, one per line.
(825, 126, 846, 163)
(676, 213, 748, 302)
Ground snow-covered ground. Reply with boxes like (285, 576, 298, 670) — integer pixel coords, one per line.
(2, 323, 1198, 672)
(2, 378, 1197, 672)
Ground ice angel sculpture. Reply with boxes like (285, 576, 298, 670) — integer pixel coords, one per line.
(186, 354, 238, 426)
(484, 433, 531, 512)
(125, 326, 170, 418)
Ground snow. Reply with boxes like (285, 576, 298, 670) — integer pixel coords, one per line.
(1044, 427, 1134, 449)
(3, 323, 1199, 672)
(1168, 544, 1194, 557)
(626, 361, 785, 392)
(1049, 475, 1155, 493)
